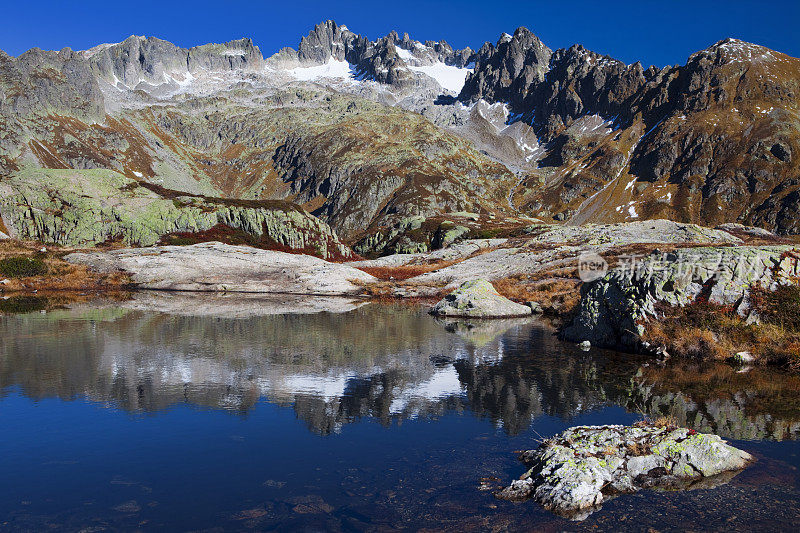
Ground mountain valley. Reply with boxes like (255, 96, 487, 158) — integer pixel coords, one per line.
(1, 20, 797, 256)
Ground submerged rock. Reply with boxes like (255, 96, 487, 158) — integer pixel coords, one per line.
(496, 424, 753, 520)
(430, 279, 532, 318)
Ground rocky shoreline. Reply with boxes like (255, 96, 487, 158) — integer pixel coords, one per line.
(3, 219, 800, 370)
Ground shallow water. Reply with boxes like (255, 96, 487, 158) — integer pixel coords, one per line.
(1, 294, 799, 531)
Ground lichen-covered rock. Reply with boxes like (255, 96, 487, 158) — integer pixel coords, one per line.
(562, 246, 800, 348)
(526, 220, 741, 247)
(496, 424, 753, 520)
(432, 223, 470, 249)
(430, 279, 532, 318)
(0, 169, 353, 260)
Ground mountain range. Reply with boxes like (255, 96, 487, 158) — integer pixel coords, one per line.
(0, 20, 798, 256)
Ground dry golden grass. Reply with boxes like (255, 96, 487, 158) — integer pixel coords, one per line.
(352, 245, 500, 280)
(625, 441, 651, 457)
(652, 415, 678, 429)
(350, 278, 445, 302)
(0, 239, 131, 293)
(643, 291, 800, 371)
(647, 324, 728, 361)
(354, 259, 461, 281)
(493, 274, 581, 317)
(601, 445, 618, 457)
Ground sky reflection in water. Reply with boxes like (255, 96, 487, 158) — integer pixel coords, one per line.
(1, 294, 799, 531)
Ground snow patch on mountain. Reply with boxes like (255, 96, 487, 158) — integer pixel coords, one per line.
(395, 47, 414, 61)
(288, 58, 354, 81)
(406, 61, 472, 93)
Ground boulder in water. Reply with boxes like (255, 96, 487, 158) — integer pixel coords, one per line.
(496, 424, 753, 520)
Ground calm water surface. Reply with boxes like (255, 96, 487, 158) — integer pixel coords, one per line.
(1, 293, 799, 531)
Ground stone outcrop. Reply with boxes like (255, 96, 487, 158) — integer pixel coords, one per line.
(526, 219, 741, 246)
(562, 245, 800, 348)
(65, 242, 375, 294)
(496, 424, 753, 520)
(397, 221, 747, 295)
(0, 169, 353, 260)
(430, 279, 532, 318)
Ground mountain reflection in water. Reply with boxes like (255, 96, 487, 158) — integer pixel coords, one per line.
(2, 293, 799, 441)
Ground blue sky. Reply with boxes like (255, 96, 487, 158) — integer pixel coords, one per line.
(2, 1, 798, 67)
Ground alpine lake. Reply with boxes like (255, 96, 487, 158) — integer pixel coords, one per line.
(1, 292, 799, 531)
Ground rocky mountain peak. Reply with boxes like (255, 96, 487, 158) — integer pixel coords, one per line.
(0, 45, 104, 121)
(459, 26, 551, 106)
(696, 38, 776, 64)
(1, 22, 798, 245)
(297, 20, 357, 63)
(84, 35, 263, 93)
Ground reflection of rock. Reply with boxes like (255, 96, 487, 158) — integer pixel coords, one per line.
(0, 302, 480, 434)
(630, 366, 800, 441)
(436, 316, 534, 347)
(1, 300, 800, 439)
(497, 424, 753, 520)
(119, 291, 367, 317)
(66, 242, 375, 295)
(430, 279, 532, 318)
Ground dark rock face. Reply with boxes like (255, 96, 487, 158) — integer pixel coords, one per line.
(459, 30, 800, 234)
(270, 113, 516, 239)
(460, 28, 552, 109)
(459, 32, 655, 139)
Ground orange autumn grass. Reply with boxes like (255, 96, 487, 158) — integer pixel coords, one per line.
(0, 239, 131, 293)
(643, 285, 800, 370)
